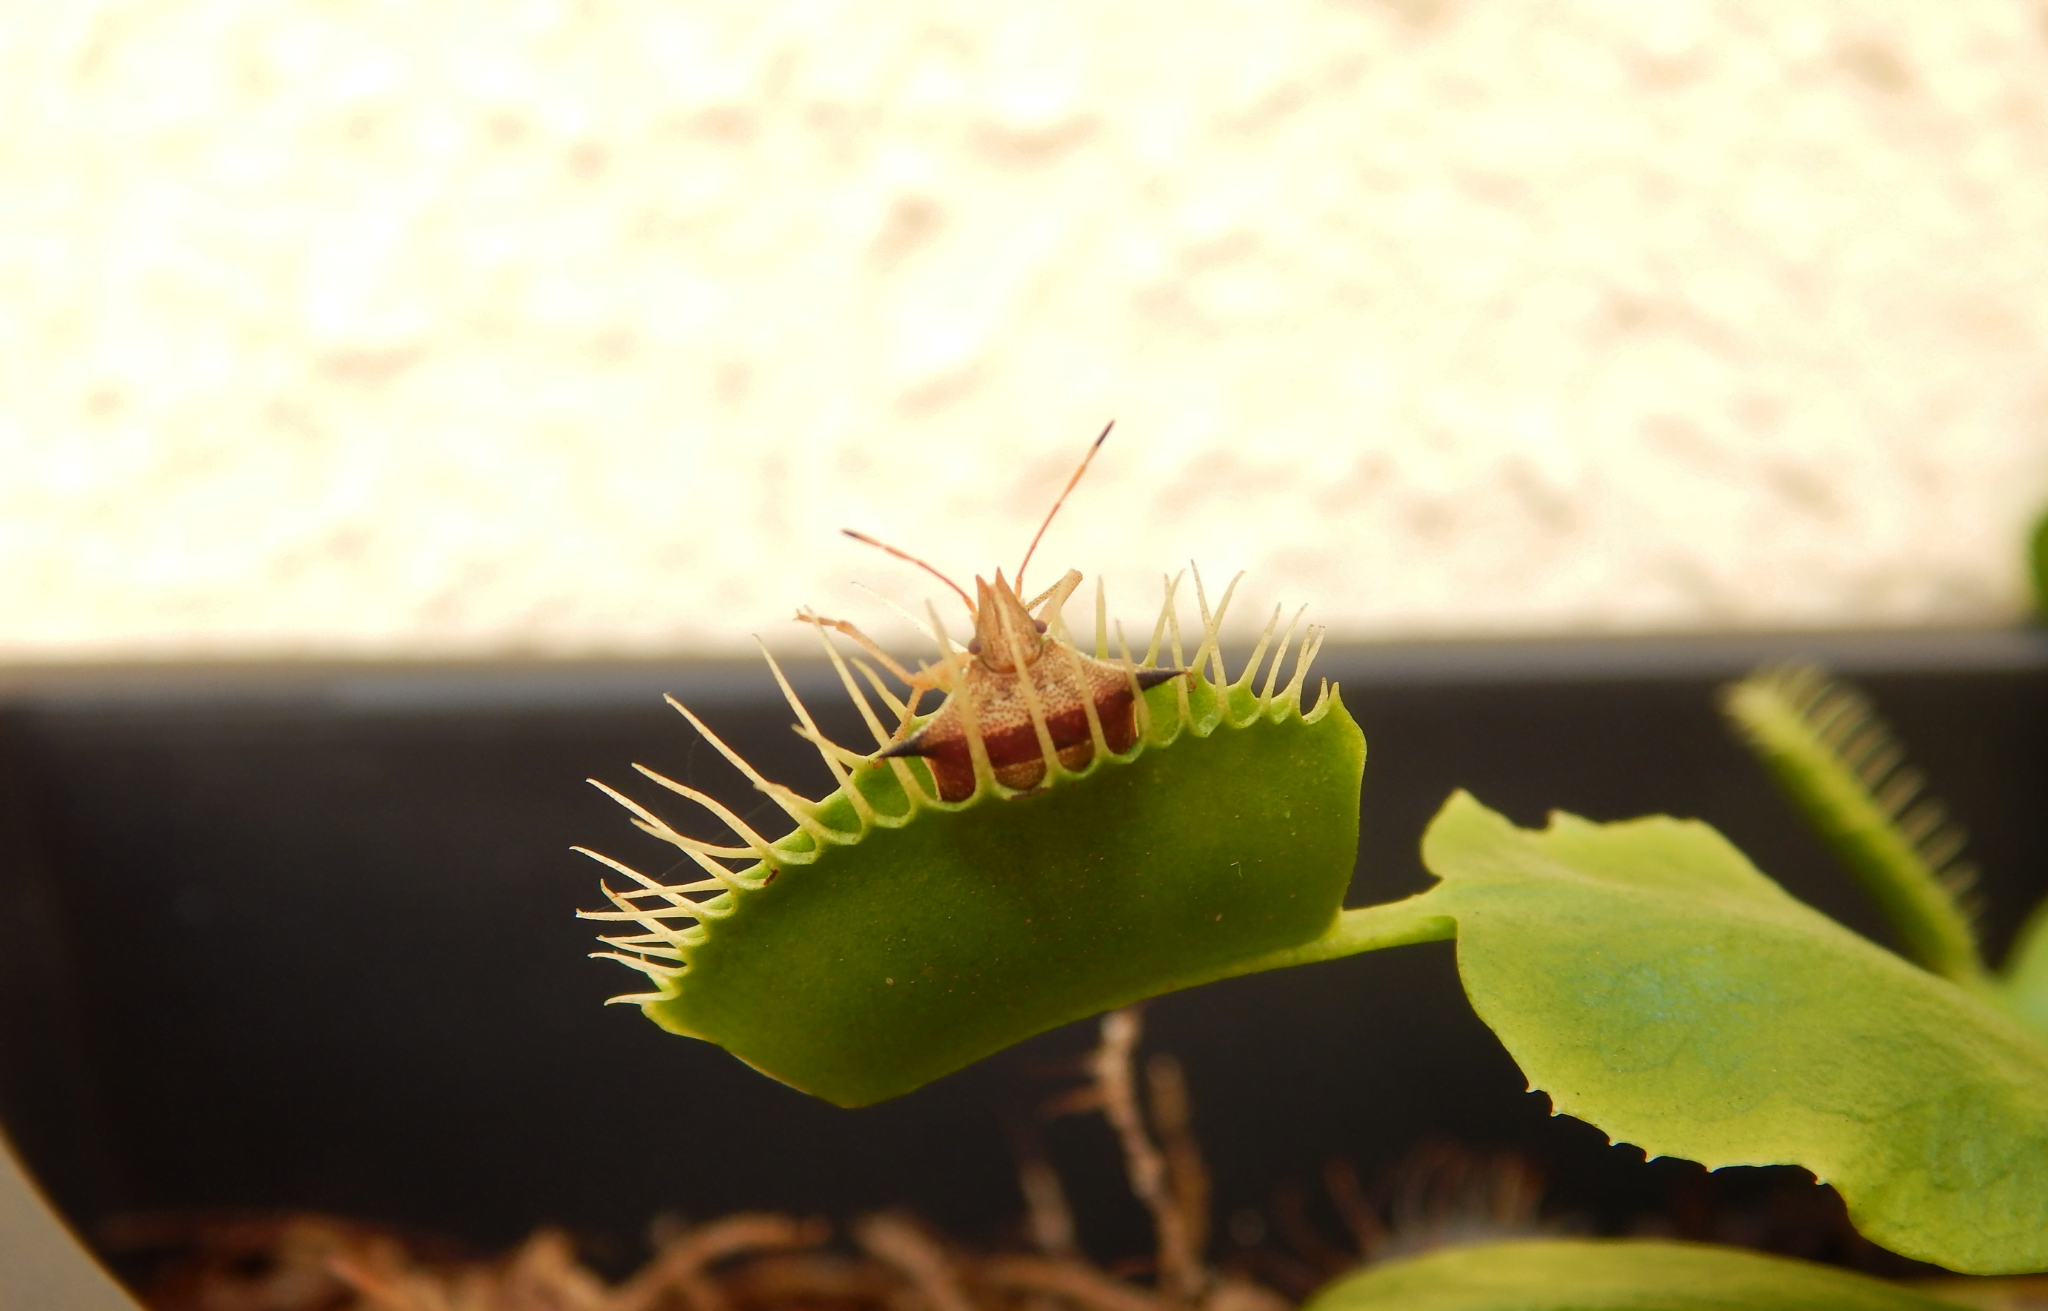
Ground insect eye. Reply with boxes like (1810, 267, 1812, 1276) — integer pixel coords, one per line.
(966, 638, 982, 655)
(1033, 619, 1048, 633)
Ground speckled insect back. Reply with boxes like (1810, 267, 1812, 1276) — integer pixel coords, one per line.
(577, 442, 1366, 1106)
(874, 569, 1185, 800)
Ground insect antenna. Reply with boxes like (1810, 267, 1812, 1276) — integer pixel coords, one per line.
(842, 529, 976, 615)
(1016, 419, 1113, 594)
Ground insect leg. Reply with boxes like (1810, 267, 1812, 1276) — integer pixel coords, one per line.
(1023, 568, 1085, 622)
(796, 610, 928, 688)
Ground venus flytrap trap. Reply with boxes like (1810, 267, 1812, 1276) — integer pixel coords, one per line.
(579, 569, 1369, 1106)
(576, 430, 1380, 1106)
(1720, 665, 1989, 990)
(1721, 663, 2048, 1039)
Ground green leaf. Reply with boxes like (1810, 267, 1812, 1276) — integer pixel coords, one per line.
(1417, 792, 2048, 1275)
(1306, 1238, 1967, 1311)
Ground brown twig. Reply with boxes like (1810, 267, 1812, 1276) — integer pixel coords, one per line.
(1266, 1183, 1353, 1279)
(1089, 1008, 1206, 1306)
(498, 1229, 615, 1311)
(722, 1249, 900, 1307)
(853, 1212, 979, 1311)
(1321, 1160, 1383, 1260)
(982, 1255, 1172, 1311)
(1145, 1054, 1211, 1270)
(617, 1212, 829, 1311)
(1009, 1118, 1082, 1260)
(327, 1247, 454, 1311)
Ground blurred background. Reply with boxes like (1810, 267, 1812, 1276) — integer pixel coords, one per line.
(9, 7, 2048, 1298)
(4, 0, 2048, 662)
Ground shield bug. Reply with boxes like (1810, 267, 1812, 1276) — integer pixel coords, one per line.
(803, 423, 1185, 801)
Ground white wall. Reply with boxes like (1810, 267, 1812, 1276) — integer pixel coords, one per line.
(4, 1, 2047, 663)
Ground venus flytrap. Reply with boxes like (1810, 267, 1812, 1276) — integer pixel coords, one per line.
(1720, 665, 1989, 990)
(576, 437, 2048, 1303)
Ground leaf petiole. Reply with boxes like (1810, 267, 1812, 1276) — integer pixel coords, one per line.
(1183, 892, 1458, 990)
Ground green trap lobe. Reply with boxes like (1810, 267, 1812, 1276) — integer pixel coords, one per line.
(644, 680, 1364, 1106)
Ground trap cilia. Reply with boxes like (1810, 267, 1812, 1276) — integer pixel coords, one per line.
(576, 428, 1443, 1106)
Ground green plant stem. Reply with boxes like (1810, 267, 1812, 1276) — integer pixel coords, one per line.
(1188, 892, 1457, 988)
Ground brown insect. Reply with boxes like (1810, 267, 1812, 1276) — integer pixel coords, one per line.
(800, 423, 1186, 802)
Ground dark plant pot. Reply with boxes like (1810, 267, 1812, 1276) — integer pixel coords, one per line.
(2, 630, 2045, 1300)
